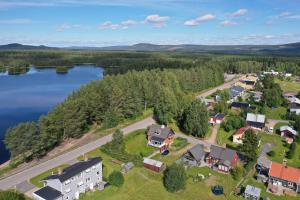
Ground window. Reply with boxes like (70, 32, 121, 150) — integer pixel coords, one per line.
(65, 180, 71, 185)
(65, 188, 71, 193)
(85, 168, 91, 173)
(97, 171, 100, 175)
(86, 177, 91, 182)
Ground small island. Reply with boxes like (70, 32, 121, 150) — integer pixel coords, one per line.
(56, 66, 69, 74)
(7, 66, 30, 75)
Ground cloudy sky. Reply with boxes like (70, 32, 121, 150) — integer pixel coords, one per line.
(0, 0, 299, 46)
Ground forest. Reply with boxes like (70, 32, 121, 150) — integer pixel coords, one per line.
(0, 50, 300, 75)
(5, 65, 223, 163)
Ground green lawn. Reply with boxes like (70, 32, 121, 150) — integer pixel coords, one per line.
(265, 106, 288, 120)
(170, 137, 189, 151)
(260, 133, 300, 168)
(125, 129, 156, 157)
(30, 164, 70, 188)
(275, 78, 300, 93)
(80, 166, 239, 200)
(216, 128, 237, 148)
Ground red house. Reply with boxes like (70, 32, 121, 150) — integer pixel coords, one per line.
(206, 145, 238, 173)
(147, 125, 175, 152)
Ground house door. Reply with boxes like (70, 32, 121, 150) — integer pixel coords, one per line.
(75, 191, 80, 199)
(90, 182, 94, 190)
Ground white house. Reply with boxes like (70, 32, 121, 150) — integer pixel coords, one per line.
(33, 157, 104, 200)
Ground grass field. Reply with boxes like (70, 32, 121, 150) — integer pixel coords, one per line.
(216, 128, 236, 147)
(275, 78, 300, 93)
(125, 129, 156, 157)
(260, 133, 300, 168)
(30, 164, 70, 188)
(80, 166, 240, 200)
(265, 106, 288, 120)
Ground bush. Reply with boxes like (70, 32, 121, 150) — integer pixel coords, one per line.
(221, 115, 245, 132)
(0, 190, 26, 200)
(108, 171, 124, 187)
(163, 164, 187, 193)
(286, 142, 296, 159)
(231, 164, 245, 180)
(267, 150, 275, 157)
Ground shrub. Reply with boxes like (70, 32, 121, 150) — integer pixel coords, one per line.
(108, 171, 124, 187)
(231, 164, 245, 180)
(0, 190, 26, 200)
(267, 150, 275, 157)
(163, 164, 187, 193)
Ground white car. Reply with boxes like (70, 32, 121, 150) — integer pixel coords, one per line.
(268, 127, 274, 133)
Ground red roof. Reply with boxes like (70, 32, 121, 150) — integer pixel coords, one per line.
(269, 162, 300, 183)
(234, 127, 248, 136)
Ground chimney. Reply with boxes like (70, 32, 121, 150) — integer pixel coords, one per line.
(84, 154, 89, 161)
(283, 159, 287, 168)
(58, 167, 63, 175)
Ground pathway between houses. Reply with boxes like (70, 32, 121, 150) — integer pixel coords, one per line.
(205, 124, 220, 145)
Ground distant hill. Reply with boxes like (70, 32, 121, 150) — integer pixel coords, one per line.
(92, 42, 300, 55)
(0, 43, 55, 50)
(1, 42, 300, 55)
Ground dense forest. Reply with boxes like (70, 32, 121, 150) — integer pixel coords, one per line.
(5, 65, 223, 163)
(0, 50, 300, 75)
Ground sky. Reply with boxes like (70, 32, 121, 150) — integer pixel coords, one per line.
(0, 0, 300, 47)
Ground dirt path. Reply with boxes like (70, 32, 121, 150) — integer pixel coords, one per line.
(205, 125, 220, 144)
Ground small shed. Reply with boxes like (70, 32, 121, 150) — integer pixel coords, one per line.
(244, 185, 261, 200)
(121, 162, 134, 173)
(143, 158, 166, 172)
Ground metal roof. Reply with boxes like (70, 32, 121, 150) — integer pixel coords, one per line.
(148, 124, 173, 140)
(34, 186, 62, 200)
(245, 185, 261, 197)
(45, 157, 102, 182)
(246, 113, 265, 123)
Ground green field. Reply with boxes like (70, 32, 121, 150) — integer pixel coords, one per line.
(260, 133, 300, 168)
(275, 78, 300, 93)
(265, 106, 288, 120)
(125, 129, 156, 157)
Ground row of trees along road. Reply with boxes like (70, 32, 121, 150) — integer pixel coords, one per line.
(5, 66, 223, 164)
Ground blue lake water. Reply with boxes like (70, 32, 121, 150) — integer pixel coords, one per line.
(0, 66, 103, 164)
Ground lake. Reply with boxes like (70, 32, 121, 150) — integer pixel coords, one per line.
(0, 66, 103, 164)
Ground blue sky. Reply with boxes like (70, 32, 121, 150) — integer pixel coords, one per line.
(0, 0, 299, 46)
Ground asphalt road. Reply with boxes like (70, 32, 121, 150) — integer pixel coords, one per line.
(0, 75, 243, 191)
(0, 117, 155, 190)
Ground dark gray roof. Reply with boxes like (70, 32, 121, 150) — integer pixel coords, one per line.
(209, 145, 236, 166)
(45, 157, 102, 182)
(34, 186, 62, 200)
(214, 113, 225, 120)
(231, 102, 256, 109)
(188, 144, 205, 162)
(148, 124, 174, 140)
(150, 135, 165, 143)
(231, 85, 245, 93)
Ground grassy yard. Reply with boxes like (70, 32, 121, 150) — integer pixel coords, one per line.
(265, 106, 288, 120)
(260, 133, 300, 168)
(125, 129, 156, 157)
(216, 128, 237, 148)
(275, 78, 300, 93)
(170, 137, 189, 151)
(30, 164, 70, 188)
(80, 166, 239, 200)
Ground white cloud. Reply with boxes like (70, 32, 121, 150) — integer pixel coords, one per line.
(286, 15, 300, 19)
(100, 21, 120, 30)
(145, 14, 170, 27)
(279, 11, 291, 17)
(0, 19, 32, 24)
(120, 20, 137, 29)
(184, 14, 215, 26)
(56, 23, 85, 32)
(220, 20, 238, 27)
(232, 9, 248, 17)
